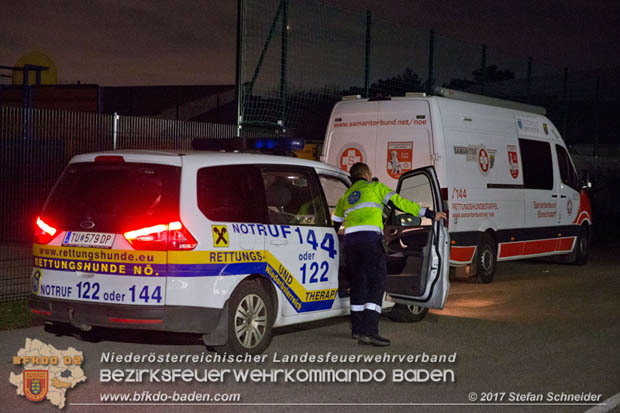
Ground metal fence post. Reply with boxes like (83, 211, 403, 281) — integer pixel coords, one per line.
(236, 0, 246, 137)
(527, 57, 532, 103)
(562, 67, 569, 140)
(113, 112, 119, 150)
(280, 0, 288, 127)
(426, 29, 435, 94)
(480, 44, 487, 95)
(594, 76, 600, 172)
(364, 10, 372, 98)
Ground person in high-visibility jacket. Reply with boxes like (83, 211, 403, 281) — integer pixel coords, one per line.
(332, 162, 446, 346)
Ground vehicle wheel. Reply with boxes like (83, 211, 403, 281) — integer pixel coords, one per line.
(574, 226, 589, 265)
(220, 280, 274, 355)
(388, 303, 429, 323)
(475, 234, 497, 284)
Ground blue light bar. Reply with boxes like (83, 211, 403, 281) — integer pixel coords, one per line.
(192, 138, 305, 152)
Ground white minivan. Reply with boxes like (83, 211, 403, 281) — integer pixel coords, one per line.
(323, 88, 592, 283)
(31, 142, 450, 353)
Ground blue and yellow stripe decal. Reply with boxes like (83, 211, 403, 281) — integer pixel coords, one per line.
(32, 245, 337, 313)
(168, 250, 337, 313)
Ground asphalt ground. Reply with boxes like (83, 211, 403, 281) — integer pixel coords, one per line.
(1, 243, 619, 413)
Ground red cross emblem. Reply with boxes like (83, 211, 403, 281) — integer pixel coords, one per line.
(339, 147, 363, 172)
(478, 148, 490, 173)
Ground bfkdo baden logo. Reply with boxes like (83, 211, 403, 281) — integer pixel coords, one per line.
(24, 370, 49, 401)
(9, 338, 87, 409)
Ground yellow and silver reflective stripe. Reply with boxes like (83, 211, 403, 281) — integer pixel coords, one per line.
(351, 304, 365, 312)
(332, 215, 344, 222)
(344, 225, 382, 234)
(383, 191, 396, 205)
(364, 302, 382, 313)
(344, 202, 382, 217)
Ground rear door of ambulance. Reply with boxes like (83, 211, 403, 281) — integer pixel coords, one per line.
(383, 166, 450, 309)
(374, 99, 434, 187)
(32, 154, 183, 314)
(323, 100, 379, 174)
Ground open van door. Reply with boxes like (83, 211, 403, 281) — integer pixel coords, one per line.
(384, 166, 450, 309)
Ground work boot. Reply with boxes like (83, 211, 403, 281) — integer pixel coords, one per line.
(358, 334, 390, 347)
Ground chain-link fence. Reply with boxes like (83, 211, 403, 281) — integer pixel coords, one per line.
(0, 106, 241, 301)
(238, 0, 619, 150)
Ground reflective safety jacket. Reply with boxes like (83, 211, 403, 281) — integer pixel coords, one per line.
(332, 179, 426, 234)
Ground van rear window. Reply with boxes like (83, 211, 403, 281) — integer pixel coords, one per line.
(42, 162, 180, 233)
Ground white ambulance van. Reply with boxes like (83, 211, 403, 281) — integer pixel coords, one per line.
(30, 142, 450, 354)
(323, 88, 592, 283)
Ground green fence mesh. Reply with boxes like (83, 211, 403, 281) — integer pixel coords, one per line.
(238, 0, 618, 144)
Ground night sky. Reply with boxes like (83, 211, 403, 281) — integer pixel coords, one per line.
(1, 0, 619, 86)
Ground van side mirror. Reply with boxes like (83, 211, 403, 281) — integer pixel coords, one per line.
(579, 169, 592, 190)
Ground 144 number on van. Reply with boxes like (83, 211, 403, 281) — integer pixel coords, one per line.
(452, 188, 467, 199)
(294, 228, 337, 258)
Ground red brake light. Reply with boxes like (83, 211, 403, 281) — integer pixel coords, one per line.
(34, 216, 57, 244)
(123, 221, 197, 251)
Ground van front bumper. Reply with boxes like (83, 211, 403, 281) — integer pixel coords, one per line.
(29, 295, 225, 334)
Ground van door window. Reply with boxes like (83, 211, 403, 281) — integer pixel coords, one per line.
(518, 138, 553, 189)
(197, 165, 268, 223)
(397, 173, 435, 226)
(555, 145, 579, 191)
(261, 167, 330, 226)
(318, 175, 349, 216)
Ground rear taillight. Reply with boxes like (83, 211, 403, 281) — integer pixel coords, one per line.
(34, 216, 57, 244)
(123, 221, 197, 251)
(440, 188, 449, 228)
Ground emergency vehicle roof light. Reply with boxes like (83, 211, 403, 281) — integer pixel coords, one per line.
(191, 137, 305, 152)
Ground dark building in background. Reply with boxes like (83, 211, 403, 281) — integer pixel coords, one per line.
(0, 84, 236, 123)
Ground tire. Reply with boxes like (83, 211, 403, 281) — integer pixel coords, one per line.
(475, 233, 497, 284)
(219, 280, 274, 355)
(388, 303, 429, 323)
(574, 225, 590, 265)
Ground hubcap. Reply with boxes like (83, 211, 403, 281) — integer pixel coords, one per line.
(481, 248, 493, 273)
(407, 305, 424, 315)
(234, 294, 267, 349)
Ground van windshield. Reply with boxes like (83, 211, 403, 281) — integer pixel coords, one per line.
(42, 162, 180, 233)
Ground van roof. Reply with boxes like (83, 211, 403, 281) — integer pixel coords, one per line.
(339, 87, 547, 115)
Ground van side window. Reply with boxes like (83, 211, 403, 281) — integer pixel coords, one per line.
(261, 167, 330, 227)
(556, 145, 579, 191)
(319, 175, 349, 215)
(518, 138, 553, 190)
(197, 165, 268, 223)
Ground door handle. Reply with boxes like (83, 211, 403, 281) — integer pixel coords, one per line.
(270, 239, 288, 245)
(551, 194, 558, 198)
(560, 195, 567, 198)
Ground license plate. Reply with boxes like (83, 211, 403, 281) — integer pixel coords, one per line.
(63, 232, 116, 248)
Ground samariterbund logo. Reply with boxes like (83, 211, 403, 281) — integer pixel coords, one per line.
(9, 338, 87, 409)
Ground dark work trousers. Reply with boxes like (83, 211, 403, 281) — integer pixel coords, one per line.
(344, 231, 387, 336)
